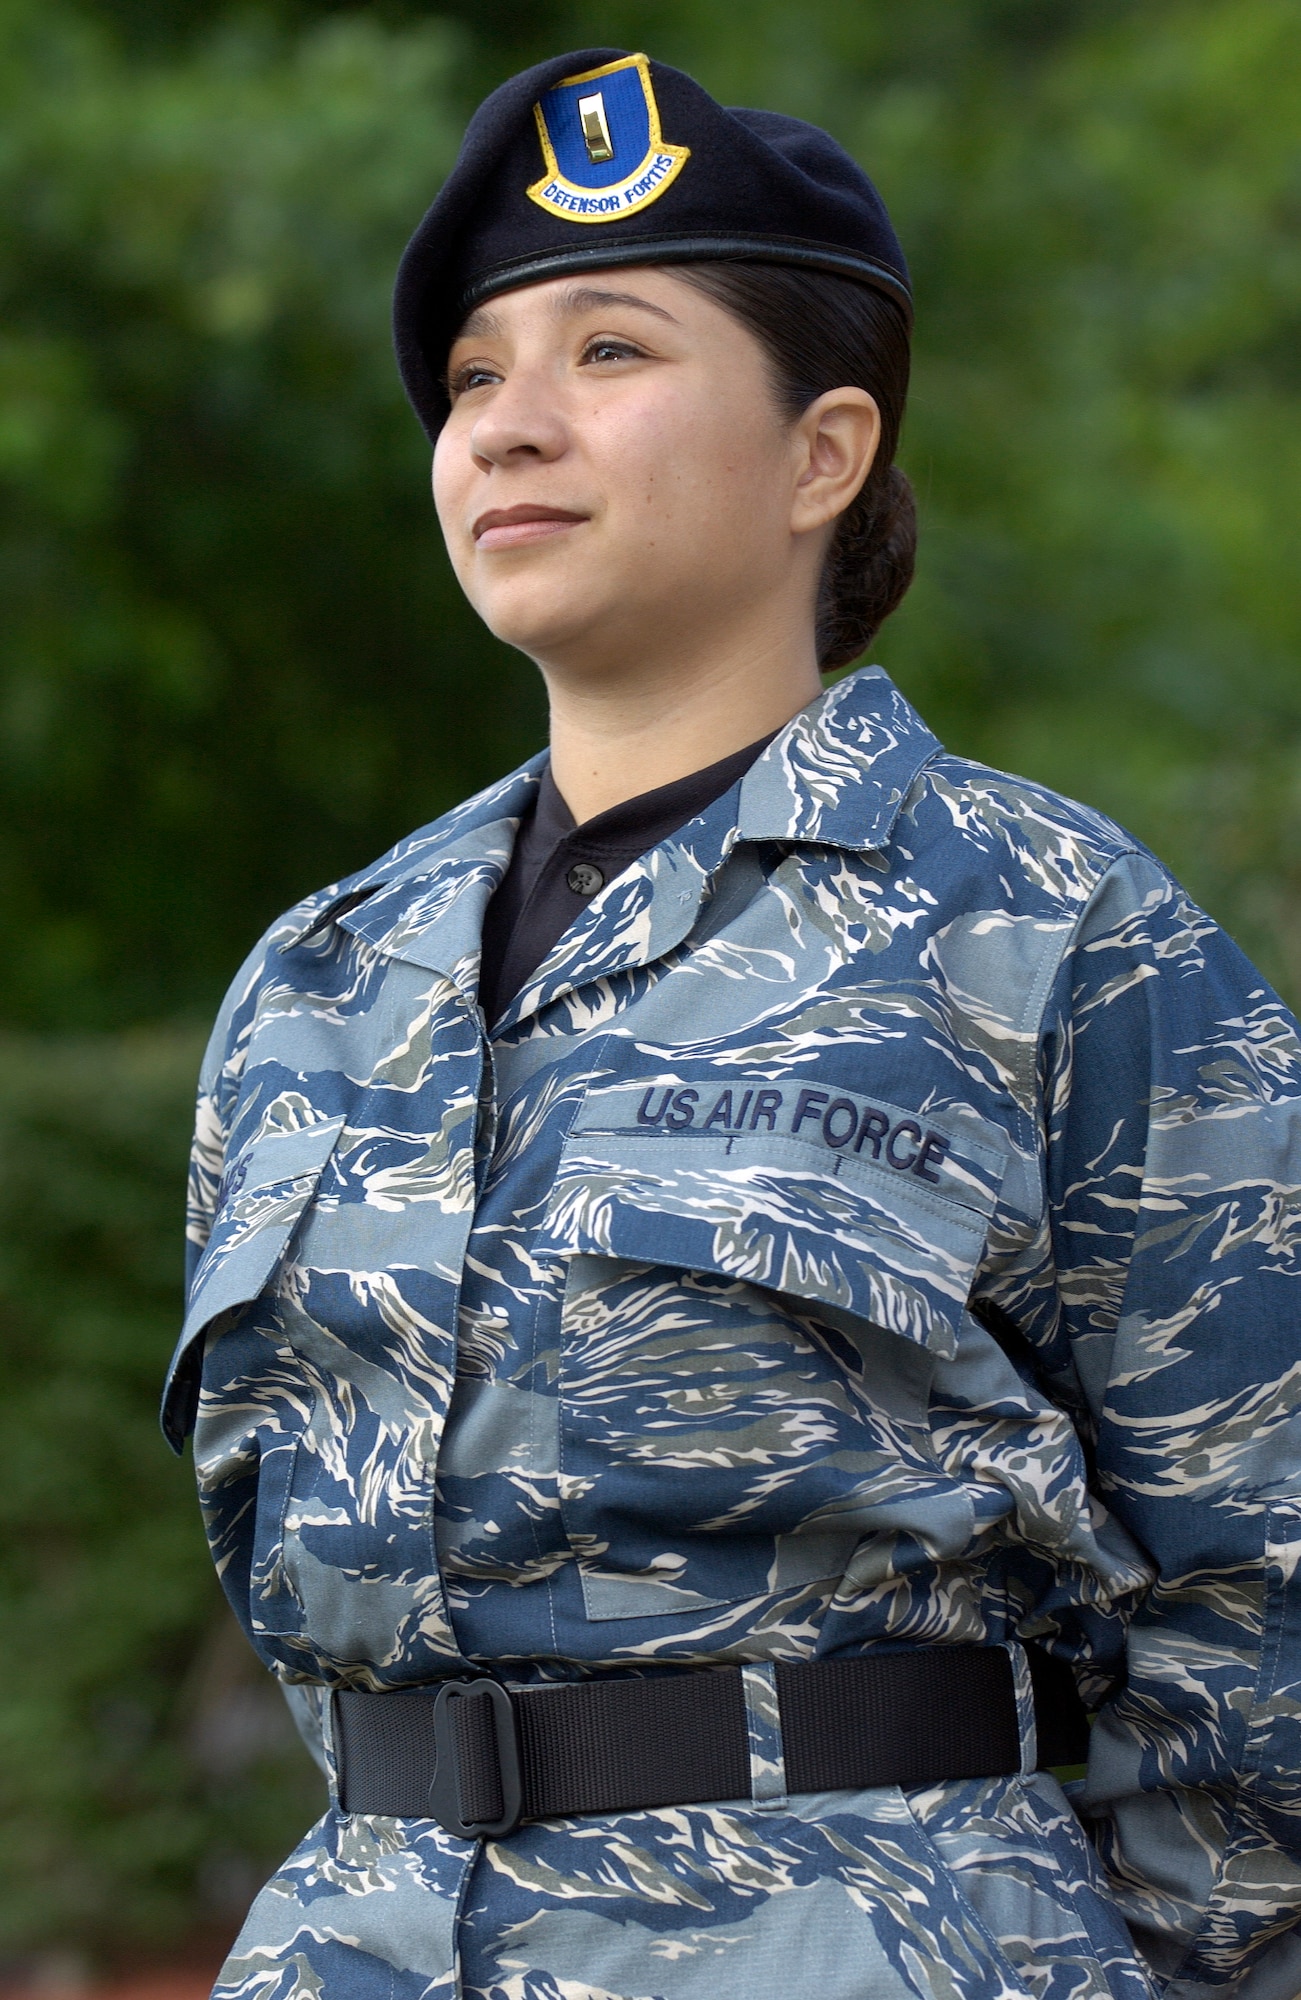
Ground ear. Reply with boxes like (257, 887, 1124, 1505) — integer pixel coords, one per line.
(789, 388, 881, 538)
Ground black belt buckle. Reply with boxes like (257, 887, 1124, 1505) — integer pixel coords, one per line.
(428, 1677, 523, 1839)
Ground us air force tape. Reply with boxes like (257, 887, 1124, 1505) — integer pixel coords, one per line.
(393, 47, 912, 442)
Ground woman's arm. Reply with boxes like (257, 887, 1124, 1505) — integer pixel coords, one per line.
(184, 934, 269, 1294)
(1025, 849, 1301, 1995)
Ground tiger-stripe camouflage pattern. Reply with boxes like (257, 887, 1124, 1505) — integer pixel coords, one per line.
(166, 666, 1301, 2000)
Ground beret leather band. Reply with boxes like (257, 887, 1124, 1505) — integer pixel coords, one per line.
(394, 49, 912, 442)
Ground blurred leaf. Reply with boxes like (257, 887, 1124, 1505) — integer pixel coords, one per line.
(0, 0, 546, 1030)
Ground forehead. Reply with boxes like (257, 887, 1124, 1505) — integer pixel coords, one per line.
(448, 269, 700, 346)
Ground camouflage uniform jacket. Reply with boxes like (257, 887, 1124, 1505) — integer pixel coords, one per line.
(166, 666, 1301, 2000)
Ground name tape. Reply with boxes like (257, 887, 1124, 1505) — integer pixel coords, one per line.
(631, 1084, 952, 1185)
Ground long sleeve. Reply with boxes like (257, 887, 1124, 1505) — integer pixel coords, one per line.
(184, 934, 269, 1296)
(1020, 850, 1301, 1995)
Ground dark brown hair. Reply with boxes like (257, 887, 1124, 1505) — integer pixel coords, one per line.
(674, 262, 916, 671)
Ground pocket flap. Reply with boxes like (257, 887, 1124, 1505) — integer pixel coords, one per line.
(542, 1085, 1005, 1359)
(161, 1115, 346, 1447)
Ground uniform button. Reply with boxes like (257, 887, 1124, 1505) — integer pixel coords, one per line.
(566, 861, 604, 896)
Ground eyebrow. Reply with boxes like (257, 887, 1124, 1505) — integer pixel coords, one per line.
(451, 284, 681, 347)
(549, 285, 682, 326)
(454, 304, 502, 342)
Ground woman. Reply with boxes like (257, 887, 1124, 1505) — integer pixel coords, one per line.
(166, 48, 1301, 2000)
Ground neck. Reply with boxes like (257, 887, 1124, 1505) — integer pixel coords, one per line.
(540, 613, 825, 825)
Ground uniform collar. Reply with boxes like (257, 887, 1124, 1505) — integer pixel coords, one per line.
(319, 667, 940, 1004)
(737, 665, 941, 851)
(303, 760, 544, 1000)
(491, 791, 734, 1034)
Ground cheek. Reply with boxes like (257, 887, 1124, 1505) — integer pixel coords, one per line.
(596, 392, 777, 537)
(430, 431, 469, 544)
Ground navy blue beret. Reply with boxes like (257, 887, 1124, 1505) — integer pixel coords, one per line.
(394, 48, 911, 441)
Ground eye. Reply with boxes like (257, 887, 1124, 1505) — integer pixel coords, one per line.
(580, 335, 646, 366)
(447, 359, 501, 399)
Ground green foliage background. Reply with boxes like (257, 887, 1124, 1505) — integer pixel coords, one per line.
(2, 0, 1300, 1962)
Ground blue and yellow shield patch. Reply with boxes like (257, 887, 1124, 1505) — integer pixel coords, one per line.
(528, 53, 690, 224)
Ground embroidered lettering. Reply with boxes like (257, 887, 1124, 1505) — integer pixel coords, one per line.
(854, 1109, 890, 1158)
(885, 1119, 922, 1171)
(619, 1079, 960, 1188)
(914, 1132, 951, 1184)
(822, 1097, 858, 1148)
(791, 1088, 828, 1134)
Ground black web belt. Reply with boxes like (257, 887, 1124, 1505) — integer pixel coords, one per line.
(332, 1643, 1089, 1839)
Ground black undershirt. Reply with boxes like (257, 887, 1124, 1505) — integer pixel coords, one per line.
(478, 734, 775, 1028)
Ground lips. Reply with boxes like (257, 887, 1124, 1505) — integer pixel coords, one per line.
(472, 504, 587, 551)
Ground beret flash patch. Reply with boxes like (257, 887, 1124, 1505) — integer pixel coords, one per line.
(527, 53, 690, 223)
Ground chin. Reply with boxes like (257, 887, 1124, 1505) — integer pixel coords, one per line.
(475, 585, 621, 665)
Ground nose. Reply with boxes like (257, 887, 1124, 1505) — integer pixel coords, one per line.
(468, 363, 568, 470)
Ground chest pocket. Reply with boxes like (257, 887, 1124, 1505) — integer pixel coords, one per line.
(537, 1082, 1006, 1628)
(162, 1116, 347, 1447)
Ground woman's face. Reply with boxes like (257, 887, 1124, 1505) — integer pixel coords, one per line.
(433, 268, 840, 679)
